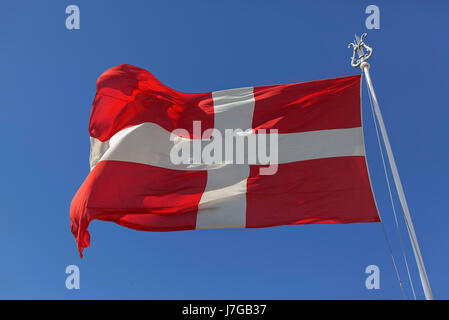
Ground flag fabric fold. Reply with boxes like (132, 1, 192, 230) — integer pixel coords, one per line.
(70, 64, 379, 257)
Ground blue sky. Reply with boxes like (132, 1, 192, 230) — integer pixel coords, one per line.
(1, 0, 448, 299)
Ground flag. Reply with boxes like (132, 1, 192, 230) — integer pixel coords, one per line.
(70, 64, 379, 257)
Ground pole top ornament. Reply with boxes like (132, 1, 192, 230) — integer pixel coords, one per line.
(348, 33, 373, 68)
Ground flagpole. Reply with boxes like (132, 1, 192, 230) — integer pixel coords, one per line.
(348, 34, 433, 300)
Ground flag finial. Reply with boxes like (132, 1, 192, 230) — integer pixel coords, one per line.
(348, 33, 373, 68)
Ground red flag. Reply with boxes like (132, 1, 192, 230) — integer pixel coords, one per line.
(70, 64, 379, 257)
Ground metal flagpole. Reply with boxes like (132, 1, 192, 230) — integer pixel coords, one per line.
(348, 33, 433, 300)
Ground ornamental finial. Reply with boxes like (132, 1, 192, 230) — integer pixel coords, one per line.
(348, 33, 373, 68)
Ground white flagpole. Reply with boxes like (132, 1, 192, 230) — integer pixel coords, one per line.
(349, 34, 433, 300)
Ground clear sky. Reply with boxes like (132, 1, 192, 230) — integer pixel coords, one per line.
(1, 0, 448, 299)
